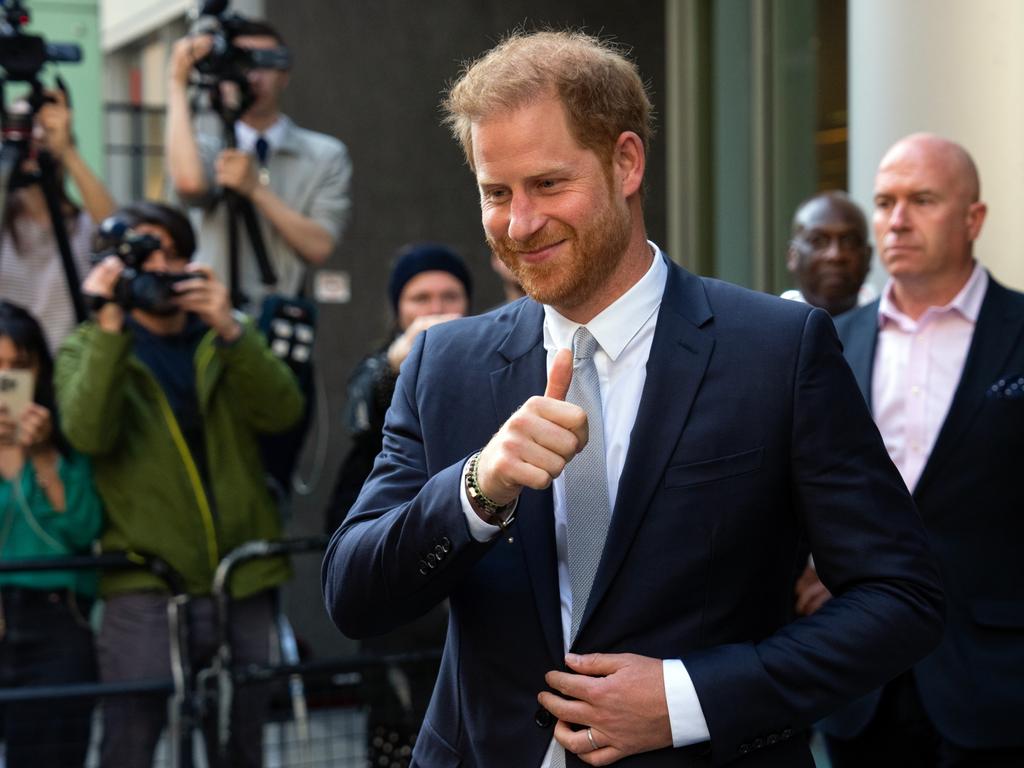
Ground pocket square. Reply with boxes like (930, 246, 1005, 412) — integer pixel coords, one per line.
(986, 375, 1024, 399)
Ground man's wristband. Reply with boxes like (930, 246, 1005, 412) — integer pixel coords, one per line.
(465, 452, 516, 530)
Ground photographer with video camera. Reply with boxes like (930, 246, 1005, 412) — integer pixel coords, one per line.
(54, 201, 303, 768)
(0, 84, 116, 352)
(166, 13, 351, 315)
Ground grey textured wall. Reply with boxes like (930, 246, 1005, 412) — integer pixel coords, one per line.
(265, 0, 667, 657)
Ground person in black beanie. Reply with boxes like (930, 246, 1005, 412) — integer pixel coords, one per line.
(326, 243, 471, 767)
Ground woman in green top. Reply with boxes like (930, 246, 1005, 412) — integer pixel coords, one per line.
(0, 301, 102, 767)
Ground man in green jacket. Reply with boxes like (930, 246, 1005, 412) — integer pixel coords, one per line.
(55, 201, 303, 768)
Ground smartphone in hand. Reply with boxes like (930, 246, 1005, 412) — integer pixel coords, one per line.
(0, 369, 35, 423)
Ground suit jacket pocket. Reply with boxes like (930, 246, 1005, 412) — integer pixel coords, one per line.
(412, 716, 461, 767)
(970, 599, 1024, 629)
(664, 447, 764, 488)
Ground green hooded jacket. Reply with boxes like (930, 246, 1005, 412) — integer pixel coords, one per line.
(55, 320, 303, 598)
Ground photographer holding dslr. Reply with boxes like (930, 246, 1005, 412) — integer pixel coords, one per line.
(0, 86, 116, 351)
(165, 15, 351, 316)
(55, 201, 303, 767)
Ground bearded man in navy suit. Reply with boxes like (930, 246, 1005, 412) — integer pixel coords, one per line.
(322, 31, 944, 767)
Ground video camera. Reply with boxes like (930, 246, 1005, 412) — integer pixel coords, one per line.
(190, 0, 290, 96)
(90, 217, 199, 316)
(0, 0, 81, 186)
(0, 0, 80, 83)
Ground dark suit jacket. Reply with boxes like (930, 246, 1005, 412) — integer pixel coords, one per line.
(821, 274, 1024, 749)
(323, 259, 944, 767)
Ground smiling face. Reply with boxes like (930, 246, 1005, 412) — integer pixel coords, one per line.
(473, 97, 642, 321)
(872, 135, 985, 293)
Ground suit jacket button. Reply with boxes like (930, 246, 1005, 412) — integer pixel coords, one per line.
(426, 553, 438, 567)
(441, 536, 451, 551)
(753, 737, 764, 749)
(782, 729, 793, 739)
(534, 708, 554, 728)
(434, 544, 445, 558)
(739, 743, 750, 754)
(766, 734, 778, 745)
(418, 560, 429, 575)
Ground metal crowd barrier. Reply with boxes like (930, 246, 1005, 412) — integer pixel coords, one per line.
(0, 540, 444, 768)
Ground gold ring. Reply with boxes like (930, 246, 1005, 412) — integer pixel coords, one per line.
(587, 727, 599, 751)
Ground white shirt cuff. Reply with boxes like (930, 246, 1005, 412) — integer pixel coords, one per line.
(663, 659, 710, 747)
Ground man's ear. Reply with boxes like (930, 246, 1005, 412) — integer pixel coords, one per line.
(613, 131, 645, 198)
(965, 201, 987, 242)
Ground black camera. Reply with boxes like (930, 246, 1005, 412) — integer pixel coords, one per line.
(0, 1, 80, 83)
(190, 0, 290, 87)
(91, 217, 199, 316)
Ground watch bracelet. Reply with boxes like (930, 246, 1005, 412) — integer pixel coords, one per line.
(467, 452, 515, 529)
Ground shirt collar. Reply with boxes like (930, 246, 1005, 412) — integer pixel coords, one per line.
(234, 115, 290, 155)
(543, 242, 667, 361)
(878, 260, 988, 329)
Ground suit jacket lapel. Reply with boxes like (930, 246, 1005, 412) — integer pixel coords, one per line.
(490, 300, 563, 663)
(575, 263, 715, 641)
(915, 279, 1024, 498)
(839, 301, 880, 409)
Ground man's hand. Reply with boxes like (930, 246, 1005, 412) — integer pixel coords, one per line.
(35, 88, 73, 161)
(82, 256, 126, 332)
(474, 349, 587, 508)
(386, 314, 462, 372)
(794, 562, 833, 616)
(215, 149, 260, 197)
(539, 653, 673, 765)
(168, 35, 213, 88)
(173, 264, 241, 342)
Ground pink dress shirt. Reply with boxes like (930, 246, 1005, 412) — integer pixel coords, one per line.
(872, 263, 988, 493)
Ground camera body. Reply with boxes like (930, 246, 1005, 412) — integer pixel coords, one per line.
(191, 0, 290, 87)
(0, 1, 81, 83)
(92, 218, 199, 315)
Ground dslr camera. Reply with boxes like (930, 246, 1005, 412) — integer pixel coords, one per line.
(90, 217, 198, 315)
(190, 0, 290, 88)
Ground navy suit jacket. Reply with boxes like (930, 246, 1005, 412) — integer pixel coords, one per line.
(323, 259, 944, 767)
(821, 274, 1024, 749)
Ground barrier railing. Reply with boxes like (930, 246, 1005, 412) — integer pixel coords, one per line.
(0, 539, 443, 767)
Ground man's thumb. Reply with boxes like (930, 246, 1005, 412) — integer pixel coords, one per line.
(544, 348, 573, 401)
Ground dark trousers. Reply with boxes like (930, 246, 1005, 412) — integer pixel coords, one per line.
(97, 590, 274, 768)
(0, 586, 97, 768)
(826, 672, 1024, 768)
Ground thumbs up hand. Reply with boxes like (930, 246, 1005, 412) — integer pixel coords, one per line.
(473, 349, 589, 513)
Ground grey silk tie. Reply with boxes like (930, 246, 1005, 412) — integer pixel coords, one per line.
(550, 327, 612, 768)
(564, 326, 611, 643)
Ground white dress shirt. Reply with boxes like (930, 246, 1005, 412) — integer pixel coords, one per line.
(872, 262, 987, 492)
(461, 244, 710, 764)
(234, 116, 288, 156)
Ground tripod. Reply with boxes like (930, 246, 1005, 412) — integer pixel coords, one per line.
(0, 76, 86, 323)
(206, 78, 277, 310)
